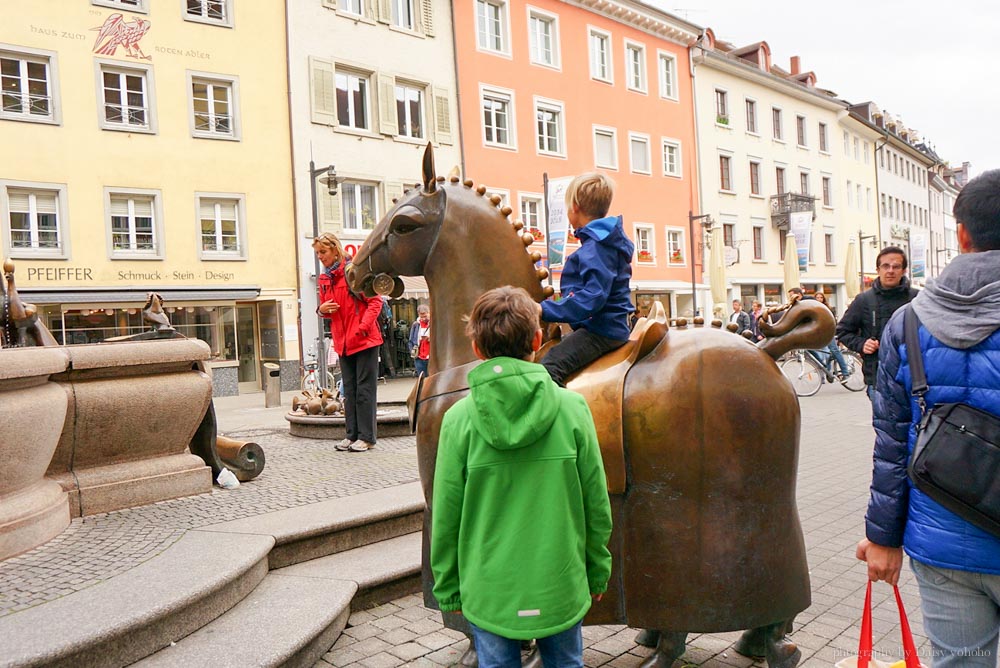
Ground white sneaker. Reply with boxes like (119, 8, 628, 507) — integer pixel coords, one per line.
(335, 438, 354, 451)
(349, 440, 374, 452)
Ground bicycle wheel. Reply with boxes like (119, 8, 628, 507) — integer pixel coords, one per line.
(780, 355, 824, 397)
(840, 351, 866, 392)
(301, 372, 319, 393)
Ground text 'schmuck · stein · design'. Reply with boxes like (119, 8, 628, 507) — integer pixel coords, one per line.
(347, 144, 835, 668)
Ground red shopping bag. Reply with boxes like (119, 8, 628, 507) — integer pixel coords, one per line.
(835, 581, 923, 668)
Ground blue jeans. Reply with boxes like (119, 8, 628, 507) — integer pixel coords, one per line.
(414, 357, 428, 378)
(910, 558, 1000, 667)
(470, 621, 583, 668)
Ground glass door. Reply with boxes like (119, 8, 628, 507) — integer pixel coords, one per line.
(236, 305, 259, 392)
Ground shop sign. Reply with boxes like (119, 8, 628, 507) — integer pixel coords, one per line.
(23, 266, 237, 283)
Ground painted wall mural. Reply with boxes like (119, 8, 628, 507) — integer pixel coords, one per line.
(92, 13, 151, 60)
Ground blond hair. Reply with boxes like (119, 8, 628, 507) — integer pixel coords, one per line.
(464, 286, 539, 360)
(312, 232, 346, 261)
(566, 172, 615, 220)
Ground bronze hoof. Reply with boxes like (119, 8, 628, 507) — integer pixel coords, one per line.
(733, 627, 766, 658)
(634, 629, 660, 648)
(766, 643, 801, 668)
(637, 630, 687, 668)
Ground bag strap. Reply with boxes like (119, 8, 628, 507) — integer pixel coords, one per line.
(904, 305, 929, 417)
(858, 581, 922, 668)
(893, 585, 921, 667)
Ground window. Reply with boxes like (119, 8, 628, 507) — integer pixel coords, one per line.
(715, 89, 729, 125)
(635, 225, 653, 262)
(629, 133, 650, 174)
(879, 148, 885, 169)
(772, 107, 783, 140)
(520, 194, 544, 234)
(825, 233, 834, 264)
(881, 193, 886, 216)
(198, 195, 245, 258)
(749, 160, 761, 195)
(853, 137, 860, 160)
(796, 115, 807, 147)
(3, 185, 65, 257)
(185, 0, 232, 27)
(395, 83, 424, 138)
(589, 29, 611, 82)
(818, 122, 828, 152)
(93, 0, 148, 11)
(658, 52, 676, 100)
(482, 86, 514, 148)
(745, 99, 757, 134)
(775, 167, 786, 194)
(723, 223, 734, 248)
(626, 42, 646, 92)
(752, 225, 763, 260)
(99, 62, 155, 132)
(341, 181, 379, 231)
(336, 70, 369, 130)
(534, 98, 564, 156)
(106, 189, 161, 258)
(594, 126, 617, 169)
(1, 48, 57, 122)
(189, 74, 238, 139)
(528, 10, 558, 68)
(719, 155, 732, 191)
(666, 229, 685, 265)
(843, 130, 850, 155)
(867, 187, 872, 212)
(799, 171, 809, 195)
(864, 141, 870, 164)
(846, 180, 853, 207)
(476, 0, 509, 54)
(661, 139, 681, 177)
(822, 176, 831, 206)
(856, 183, 863, 209)
(340, 0, 363, 15)
(779, 229, 787, 262)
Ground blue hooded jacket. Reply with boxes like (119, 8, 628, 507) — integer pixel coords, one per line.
(541, 215, 635, 341)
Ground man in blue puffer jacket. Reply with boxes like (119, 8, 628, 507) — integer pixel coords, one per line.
(857, 169, 1000, 666)
(540, 172, 635, 386)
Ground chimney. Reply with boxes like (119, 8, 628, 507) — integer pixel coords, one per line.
(790, 56, 800, 75)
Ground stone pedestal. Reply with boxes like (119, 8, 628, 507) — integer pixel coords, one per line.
(0, 348, 70, 560)
(285, 403, 411, 439)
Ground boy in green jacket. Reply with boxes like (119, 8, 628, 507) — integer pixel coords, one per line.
(430, 286, 613, 668)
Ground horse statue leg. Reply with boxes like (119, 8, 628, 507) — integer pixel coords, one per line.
(636, 630, 688, 668)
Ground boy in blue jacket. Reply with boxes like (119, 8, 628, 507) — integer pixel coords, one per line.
(541, 172, 635, 386)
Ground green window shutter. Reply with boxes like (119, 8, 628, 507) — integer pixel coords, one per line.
(309, 57, 336, 126)
(377, 73, 398, 135)
(384, 181, 404, 211)
(433, 86, 452, 145)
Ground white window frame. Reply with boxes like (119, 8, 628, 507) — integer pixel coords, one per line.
(533, 96, 565, 158)
(391, 0, 415, 30)
(527, 6, 560, 70)
(821, 174, 832, 208)
(752, 223, 765, 261)
(588, 27, 613, 84)
(104, 187, 164, 260)
(183, 0, 234, 28)
(628, 132, 651, 175)
(624, 40, 647, 94)
(340, 180, 381, 232)
(818, 122, 828, 153)
(846, 180, 853, 207)
(1, 180, 70, 259)
(95, 59, 157, 134)
(336, 0, 365, 17)
(480, 84, 516, 150)
(799, 170, 810, 196)
(719, 152, 734, 193)
(657, 50, 677, 101)
(771, 106, 783, 142)
(93, 0, 149, 12)
(335, 66, 372, 132)
(0, 45, 60, 125)
(714, 88, 729, 126)
(843, 130, 850, 156)
(519, 192, 544, 236)
(661, 138, 682, 178)
(394, 80, 426, 140)
(634, 224, 655, 263)
(484, 188, 511, 210)
(749, 159, 762, 196)
(824, 231, 835, 265)
(593, 125, 618, 170)
(666, 227, 686, 266)
(196, 192, 247, 260)
(187, 71, 240, 140)
(476, 0, 511, 57)
(744, 97, 758, 135)
(795, 114, 807, 148)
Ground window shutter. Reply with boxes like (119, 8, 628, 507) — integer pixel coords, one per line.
(384, 181, 404, 211)
(414, 0, 434, 35)
(320, 188, 342, 230)
(7, 190, 31, 212)
(432, 86, 452, 145)
(309, 57, 336, 126)
(376, 0, 391, 23)
(199, 198, 217, 219)
(377, 73, 397, 135)
(219, 199, 238, 221)
(110, 195, 130, 217)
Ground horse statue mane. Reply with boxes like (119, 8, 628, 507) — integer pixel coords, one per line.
(348, 143, 832, 668)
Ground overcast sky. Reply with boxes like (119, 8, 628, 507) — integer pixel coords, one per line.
(653, 0, 997, 177)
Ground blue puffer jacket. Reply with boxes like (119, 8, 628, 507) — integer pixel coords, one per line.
(541, 215, 634, 341)
(866, 251, 1000, 574)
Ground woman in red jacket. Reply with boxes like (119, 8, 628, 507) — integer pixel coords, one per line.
(313, 232, 383, 452)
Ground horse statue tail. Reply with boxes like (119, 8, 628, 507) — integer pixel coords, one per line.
(756, 299, 836, 361)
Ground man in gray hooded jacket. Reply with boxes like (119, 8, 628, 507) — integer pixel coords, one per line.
(857, 169, 1000, 666)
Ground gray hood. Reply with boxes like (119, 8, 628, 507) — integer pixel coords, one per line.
(911, 250, 1000, 349)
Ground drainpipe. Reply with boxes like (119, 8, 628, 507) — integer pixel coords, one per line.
(688, 35, 706, 317)
(283, 0, 305, 366)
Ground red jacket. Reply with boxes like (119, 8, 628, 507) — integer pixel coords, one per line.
(318, 262, 384, 356)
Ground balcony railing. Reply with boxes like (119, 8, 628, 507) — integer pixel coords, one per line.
(769, 192, 815, 229)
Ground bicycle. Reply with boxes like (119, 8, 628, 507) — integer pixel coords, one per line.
(779, 347, 865, 397)
(301, 359, 337, 393)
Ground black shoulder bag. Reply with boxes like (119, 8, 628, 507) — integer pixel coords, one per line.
(905, 305, 1000, 538)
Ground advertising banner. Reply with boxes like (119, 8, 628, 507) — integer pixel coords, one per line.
(789, 211, 812, 273)
(911, 233, 926, 279)
(545, 176, 573, 268)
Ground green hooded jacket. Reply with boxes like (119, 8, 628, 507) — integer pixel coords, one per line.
(430, 357, 613, 640)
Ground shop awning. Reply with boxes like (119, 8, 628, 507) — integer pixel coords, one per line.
(20, 286, 262, 304)
(399, 276, 429, 299)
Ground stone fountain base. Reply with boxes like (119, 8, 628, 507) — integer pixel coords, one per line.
(285, 403, 411, 440)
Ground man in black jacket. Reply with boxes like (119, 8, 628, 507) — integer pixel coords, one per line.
(835, 245, 918, 399)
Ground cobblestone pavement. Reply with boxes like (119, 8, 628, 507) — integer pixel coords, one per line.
(315, 384, 934, 668)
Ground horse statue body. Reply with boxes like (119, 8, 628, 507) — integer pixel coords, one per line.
(348, 145, 834, 667)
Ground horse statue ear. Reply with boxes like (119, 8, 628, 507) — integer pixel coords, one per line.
(422, 142, 437, 193)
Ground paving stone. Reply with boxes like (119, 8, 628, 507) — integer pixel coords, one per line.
(415, 631, 457, 651)
(404, 617, 444, 635)
(422, 642, 469, 666)
(373, 614, 412, 631)
(324, 647, 367, 667)
(387, 642, 428, 661)
(395, 605, 434, 622)
(379, 627, 418, 645)
(344, 623, 384, 641)
(358, 651, 404, 668)
(352, 636, 392, 656)
(583, 647, 615, 667)
(349, 610, 378, 626)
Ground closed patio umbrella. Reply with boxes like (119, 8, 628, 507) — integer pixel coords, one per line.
(709, 224, 727, 314)
(783, 233, 800, 296)
(844, 239, 860, 300)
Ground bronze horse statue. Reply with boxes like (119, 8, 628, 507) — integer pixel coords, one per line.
(348, 144, 834, 667)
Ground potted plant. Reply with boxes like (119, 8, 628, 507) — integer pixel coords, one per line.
(670, 249, 684, 263)
(637, 249, 654, 262)
(529, 227, 544, 242)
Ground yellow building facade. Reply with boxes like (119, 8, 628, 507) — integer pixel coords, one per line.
(1, 0, 299, 394)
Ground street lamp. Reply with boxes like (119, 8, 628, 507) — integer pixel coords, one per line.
(858, 229, 877, 294)
(310, 160, 339, 389)
(688, 211, 713, 317)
